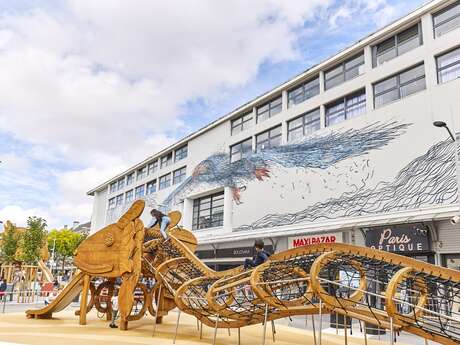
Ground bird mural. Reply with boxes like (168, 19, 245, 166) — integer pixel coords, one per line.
(162, 121, 410, 207)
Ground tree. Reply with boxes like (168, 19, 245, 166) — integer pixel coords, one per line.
(48, 228, 84, 271)
(19, 217, 47, 264)
(0, 222, 19, 263)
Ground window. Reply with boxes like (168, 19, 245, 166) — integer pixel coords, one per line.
(160, 153, 172, 169)
(146, 180, 157, 194)
(288, 77, 320, 107)
(256, 126, 282, 152)
(125, 190, 134, 203)
(373, 23, 422, 66)
(173, 167, 186, 185)
(192, 192, 224, 230)
(288, 108, 321, 142)
(108, 197, 116, 209)
(256, 96, 282, 123)
(109, 182, 117, 194)
(374, 64, 426, 108)
(135, 185, 145, 199)
(326, 90, 366, 126)
(117, 178, 125, 190)
(137, 166, 147, 181)
(437, 47, 460, 83)
(325, 53, 364, 90)
(433, 1, 460, 37)
(148, 160, 158, 175)
(231, 112, 253, 135)
(175, 145, 188, 162)
(159, 173, 171, 190)
(230, 138, 252, 163)
(115, 194, 124, 207)
(126, 173, 135, 186)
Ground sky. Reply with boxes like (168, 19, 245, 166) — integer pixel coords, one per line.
(0, 0, 428, 229)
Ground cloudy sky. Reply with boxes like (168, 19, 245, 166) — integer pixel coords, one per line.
(0, 0, 427, 229)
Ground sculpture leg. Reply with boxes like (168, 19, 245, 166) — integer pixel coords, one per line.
(79, 275, 90, 325)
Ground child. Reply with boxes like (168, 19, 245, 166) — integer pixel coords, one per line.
(45, 288, 59, 306)
(109, 289, 119, 328)
(244, 240, 270, 269)
(147, 209, 170, 240)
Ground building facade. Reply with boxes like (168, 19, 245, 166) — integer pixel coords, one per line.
(88, 0, 460, 271)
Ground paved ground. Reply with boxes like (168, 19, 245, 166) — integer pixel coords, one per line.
(0, 308, 413, 345)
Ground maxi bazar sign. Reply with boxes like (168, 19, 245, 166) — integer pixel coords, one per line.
(288, 232, 343, 249)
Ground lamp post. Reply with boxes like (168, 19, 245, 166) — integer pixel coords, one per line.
(433, 121, 456, 142)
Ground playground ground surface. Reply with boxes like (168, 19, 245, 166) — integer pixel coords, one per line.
(0, 309, 411, 345)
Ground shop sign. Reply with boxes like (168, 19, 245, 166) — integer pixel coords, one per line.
(217, 245, 273, 258)
(365, 223, 430, 253)
(288, 233, 343, 249)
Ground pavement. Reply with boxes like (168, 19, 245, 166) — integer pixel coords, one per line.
(0, 308, 414, 345)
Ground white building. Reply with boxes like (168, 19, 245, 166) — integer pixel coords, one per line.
(88, 0, 460, 271)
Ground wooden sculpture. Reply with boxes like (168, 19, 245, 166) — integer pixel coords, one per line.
(26, 200, 460, 345)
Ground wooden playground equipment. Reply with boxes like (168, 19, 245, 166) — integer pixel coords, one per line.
(26, 200, 460, 345)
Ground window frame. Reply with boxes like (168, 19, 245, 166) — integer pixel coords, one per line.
(126, 173, 135, 186)
(231, 112, 253, 135)
(174, 145, 188, 162)
(135, 185, 145, 199)
(324, 52, 365, 90)
(109, 182, 117, 194)
(325, 89, 366, 127)
(287, 76, 320, 108)
(117, 178, 125, 191)
(159, 173, 171, 190)
(148, 160, 158, 175)
(173, 166, 187, 185)
(255, 125, 282, 152)
(137, 166, 147, 181)
(192, 191, 224, 230)
(433, 1, 460, 37)
(287, 108, 321, 142)
(373, 63, 426, 108)
(436, 46, 460, 83)
(108, 197, 116, 209)
(115, 194, 124, 207)
(160, 153, 173, 169)
(125, 190, 134, 203)
(146, 179, 157, 194)
(256, 96, 282, 123)
(230, 137, 253, 163)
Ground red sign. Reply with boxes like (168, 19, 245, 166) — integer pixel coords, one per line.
(288, 233, 342, 249)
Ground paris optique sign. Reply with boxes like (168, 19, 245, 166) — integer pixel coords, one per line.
(365, 223, 430, 253)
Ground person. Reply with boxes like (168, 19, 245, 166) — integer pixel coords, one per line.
(0, 278, 7, 301)
(52, 278, 59, 289)
(146, 209, 170, 240)
(109, 289, 119, 328)
(244, 240, 270, 269)
(45, 288, 59, 305)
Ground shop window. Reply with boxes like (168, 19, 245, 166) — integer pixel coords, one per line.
(192, 191, 224, 230)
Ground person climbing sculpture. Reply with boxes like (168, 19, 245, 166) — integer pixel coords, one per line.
(147, 208, 170, 240)
(244, 239, 270, 269)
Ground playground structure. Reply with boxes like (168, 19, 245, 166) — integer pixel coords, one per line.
(26, 200, 460, 345)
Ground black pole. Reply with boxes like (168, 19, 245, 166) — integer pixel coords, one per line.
(433, 121, 456, 142)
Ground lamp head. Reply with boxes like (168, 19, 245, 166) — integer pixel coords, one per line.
(433, 121, 447, 128)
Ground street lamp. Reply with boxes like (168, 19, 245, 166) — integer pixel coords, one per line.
(433, 121, 456, 142)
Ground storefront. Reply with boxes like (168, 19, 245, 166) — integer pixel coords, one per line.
(363, 222, 435, 264)
(287, 232, 343, 249)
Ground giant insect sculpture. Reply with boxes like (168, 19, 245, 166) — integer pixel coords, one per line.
(26, 200, 460, 345)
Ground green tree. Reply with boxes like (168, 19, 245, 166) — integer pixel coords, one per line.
(0, 223, 19, 263)
(48, 228, 84, 270)
(19, 217, 47, 264)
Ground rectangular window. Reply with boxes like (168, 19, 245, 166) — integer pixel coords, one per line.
(326, 89, 366, 126)
(437, 47, 460, 83)
(288, 77, 320, 107)
(173, 166, 186, 185)
(117, 178, 125, 190)
(288, 108, 321, 142)
(125, 190, 134, 203)
(373, 23, 422, 67)
(256, 96, 282, 123)
(148, 160, 158, 175)
(374, 64, 426, 108)
(109, 182, 117, 194)
(159, 173, 171, 190)
(108, 197, 116, 209)
(146, 180, 157, 194)
(135, 185, 145, 199)
(230, 138, 252, 163)
(115, 194, 124, 207)
(137, 166, 147, 181)
(433, 1, 460, 37)
(160, 153, 172, 169)
(126, 173, 135, 186)
(192, 192, 224, 230)
(231, 112, 253, 135)
(256, 126, 282, 152)
(175, 145, 188, 162)
(325, 53, 364, 90)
